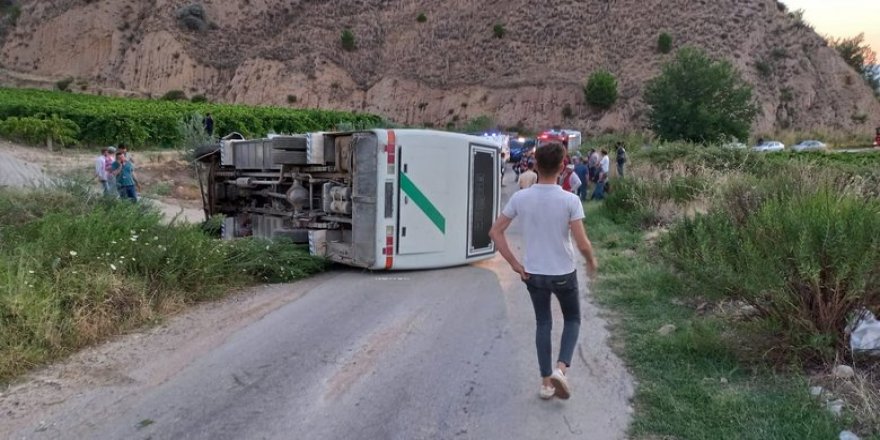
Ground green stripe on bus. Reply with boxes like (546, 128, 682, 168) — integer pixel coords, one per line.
(400, 172, 446, 234)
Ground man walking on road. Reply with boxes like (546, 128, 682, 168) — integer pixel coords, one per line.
(489, 143, 598, 401)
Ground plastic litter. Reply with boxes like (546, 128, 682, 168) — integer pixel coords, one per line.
(849, 309, 880, 356)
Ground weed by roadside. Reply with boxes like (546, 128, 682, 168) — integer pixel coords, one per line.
(0, 184, 326, 382)
(586, 202, 851, 439)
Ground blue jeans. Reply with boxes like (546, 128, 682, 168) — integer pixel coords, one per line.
(119, 185, 138, 202)
(592, 180, 606, 200)
(524, 271, 581, 378)
(576, 180, 588, 200)
(99, 180, 112, 196)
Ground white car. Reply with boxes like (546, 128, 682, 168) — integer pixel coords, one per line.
(791, 140, 827, 152)
(752, 141, 785, 152)
(721, 140, 747, 149)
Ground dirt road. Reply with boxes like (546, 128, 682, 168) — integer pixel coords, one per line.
(0, 165, 634, 440)
(0, 142, 204, 223)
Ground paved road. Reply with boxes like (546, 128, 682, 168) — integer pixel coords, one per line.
(1, 171, 633, 440)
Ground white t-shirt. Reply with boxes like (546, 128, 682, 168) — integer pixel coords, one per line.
(95, 156, 108, 181)
(600, 156, 610, 174)
(568, 173, 581, 194)
(501, 183, 585, 275)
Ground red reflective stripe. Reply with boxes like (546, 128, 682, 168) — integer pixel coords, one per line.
(386, 130, 396, 163)
(386, 236, 393, 246)
(385, 256, 393, 269)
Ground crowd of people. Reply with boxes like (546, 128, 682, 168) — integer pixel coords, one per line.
(512, 141, 627, 201)
(94, 144, 139, 202)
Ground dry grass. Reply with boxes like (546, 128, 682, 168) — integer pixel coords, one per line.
(814, 363, 880, 436)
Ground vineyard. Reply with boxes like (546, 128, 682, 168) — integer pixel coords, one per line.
(0, 88, 383, 149)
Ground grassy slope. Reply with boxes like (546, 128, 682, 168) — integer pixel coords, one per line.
(584, 201, 853, 439)
(0, 186, 326, 383)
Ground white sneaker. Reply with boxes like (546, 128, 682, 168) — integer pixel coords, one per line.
(539, 384, 555, 400)
(550, 369, 571, 399)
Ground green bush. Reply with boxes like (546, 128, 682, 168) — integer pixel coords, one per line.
(417, 13, 427, 23)
(0, 185, 326, 381)
(662, 189, 880, 361)
(603, 178, 663, 227)
(190, 94, 208, 103)
(584, 70, 619, 110)
(493, 23, 506, 39)
(341, 29, 356, 51)
(178, 112, 214, 160)
(658, 33, 673, 54)
(645, 48, 758, 143)
(55, 77, 74, 92)
(0, 115, 79, 147)
(161, 90, 188, 101)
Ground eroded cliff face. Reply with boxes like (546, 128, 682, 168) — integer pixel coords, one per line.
(2, 0, 878, 134)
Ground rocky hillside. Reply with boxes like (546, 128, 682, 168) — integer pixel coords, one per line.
(1, 0, 879, 135)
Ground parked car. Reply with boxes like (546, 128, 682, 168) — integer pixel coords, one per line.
(721, 140, 748, 149)
(508, 137, 536, 163)
(791, 140, 828, 152)
(752, 141, 785, 152)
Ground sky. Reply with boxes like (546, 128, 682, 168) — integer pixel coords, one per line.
(784, 0, 880, 53)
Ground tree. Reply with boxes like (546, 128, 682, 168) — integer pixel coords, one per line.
(341, 29, 356, 51)
(828, 33, 878, 92)
(583, 70, 618, 110)
(644, 47, 757, 143)
(828, 33, 876, 76)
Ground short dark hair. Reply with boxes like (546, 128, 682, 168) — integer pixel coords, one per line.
(116, 152, 124, 159)
(535, 143, 565, 177)
(118, 144, 127, 150)
(527, 162, 534, 170)
(101, 147, 108, 154)
(601, 149, 608, 155)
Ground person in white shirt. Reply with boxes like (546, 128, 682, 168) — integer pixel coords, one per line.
(489, 142, 598, 401)
(95, 147, 113, 196)
(599, 149, 610, 177)
(565, 164, 582, 195)
(592, 149, 611, 200)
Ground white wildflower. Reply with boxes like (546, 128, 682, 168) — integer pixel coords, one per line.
(111, 241, 117, 244)
(153, 236, 159, 241)
(28, 270, 35, 274)
(110, 264, 117, 271)
(69, 251, 78, 257)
